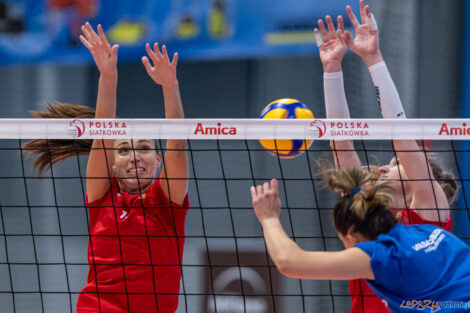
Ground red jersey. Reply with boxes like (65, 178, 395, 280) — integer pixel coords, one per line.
(349, 208, 452, 313)
(77, 176, 189, 313)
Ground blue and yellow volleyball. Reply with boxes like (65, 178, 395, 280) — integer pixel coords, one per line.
(259, 98, 314, 159)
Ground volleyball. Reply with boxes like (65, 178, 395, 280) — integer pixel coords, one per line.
(259, 98, 314, 159)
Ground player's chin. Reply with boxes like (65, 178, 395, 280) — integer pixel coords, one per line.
(138, 178, 153, 190)
(121, 178, 153, 193)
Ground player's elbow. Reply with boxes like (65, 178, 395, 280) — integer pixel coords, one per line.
(274, 248, 302, 278)
(275, 254, 295, 277)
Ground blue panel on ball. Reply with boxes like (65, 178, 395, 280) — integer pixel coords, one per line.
(284, 139, 304, 157)
(260, 101, 306, 119)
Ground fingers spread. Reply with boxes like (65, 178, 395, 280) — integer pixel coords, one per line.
(81, 25, 92, 42)
(367, 12, 378, 31)
(263, 182, 270, 195)
(86, 22, 101, 45)
(346, 5, 360, 28)
(171, 52, 178, 67)
(314, 28, 324, 47)
(325, 15, 336, 39)
(344, 31, 353, 46)
(97, 24, 110, 48)
(359, 0, 366, 25)
(146, 43, 157, 64)
(337, 15, 344, 33)
(318, 19, 329, 43)
(270, 179, 279, 196)
(154, 42, 163, 60)
(142, 56, 153, 74)
(250, 185, 258, 202)
(162, 45, 170, 63)
(79, 35, 93, 51)
(110, 44, 119, 61)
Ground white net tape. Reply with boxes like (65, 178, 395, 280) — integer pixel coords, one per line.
(0, 118, 469, 140)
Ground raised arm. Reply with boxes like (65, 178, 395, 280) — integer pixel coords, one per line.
(344, 0, 404, 119)
(345, 2, 449, 221)
(316, 16, 361, 169)
(80, 23, 119, 203)
(393, 141, 449, 221)
(250, 179, 373, 280)
(142, 43, 188, 205)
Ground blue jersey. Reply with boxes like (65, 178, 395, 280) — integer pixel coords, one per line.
(355, 224, 470, 313)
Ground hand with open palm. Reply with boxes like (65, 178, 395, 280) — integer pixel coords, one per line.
(80, 22, 118, 79)
(315, 15, 348, 73)
(142, 43, 178, 89)
(344, 0, 383, 66)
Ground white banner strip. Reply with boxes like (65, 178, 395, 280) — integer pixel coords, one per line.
(0, 118, 469, 140)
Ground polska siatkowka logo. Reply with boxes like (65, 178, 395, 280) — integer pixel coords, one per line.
(309, 120, 370, 139)
(68, 120, 128, 138)
(309, 120, 327, 138)
(68, 119, 86, 138)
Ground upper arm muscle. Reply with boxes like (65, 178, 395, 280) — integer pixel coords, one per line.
(86, 139, 115, 203)
(159, 140, 188, 205)
(393, 140, 449, 221)
(283, 247, 374, 281)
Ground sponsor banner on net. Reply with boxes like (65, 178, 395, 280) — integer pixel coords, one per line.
(2, 118, 470, 140)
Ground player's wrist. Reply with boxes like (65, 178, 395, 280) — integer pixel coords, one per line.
(100, 70, 118, 82)
(323, 62, 343, 73)
(363, 51, 384, 67)
(99, 72, 118, 86)
(261, 217, 281, 229)
(161, 79, 179, 91)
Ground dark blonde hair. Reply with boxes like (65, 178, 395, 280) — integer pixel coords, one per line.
(22, 102, 95, 174)
(366, 158, 458, 205)
(22, 102, 160, 174)
(427, 158, 459, 205)
(327, 168, 397, 239)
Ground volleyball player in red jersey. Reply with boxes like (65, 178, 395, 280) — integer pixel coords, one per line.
(76, 23, 189, 313)
(315, 1, 458, 312)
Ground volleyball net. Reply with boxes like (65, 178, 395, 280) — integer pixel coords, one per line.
(0, 118, 469, 313)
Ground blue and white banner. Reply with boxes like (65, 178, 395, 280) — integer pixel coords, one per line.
(0, 0, 356, 65)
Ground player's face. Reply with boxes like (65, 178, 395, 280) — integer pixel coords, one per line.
(113, 139, 161, 194)
(378, 157, 410, 195)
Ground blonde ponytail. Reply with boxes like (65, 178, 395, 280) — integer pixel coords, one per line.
(327, 168, 396, 239)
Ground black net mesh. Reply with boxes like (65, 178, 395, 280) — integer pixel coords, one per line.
(0, 136, 468, 313)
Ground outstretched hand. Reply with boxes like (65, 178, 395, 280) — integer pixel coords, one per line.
(142, 43, 178, 89)
(315, 15, 348, 72)
(251, 179, 282, 224)
(80, 22, 118, 78)
(344, 0, 382, 65)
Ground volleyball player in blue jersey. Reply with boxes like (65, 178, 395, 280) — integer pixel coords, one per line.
(250, 169, 470, 313)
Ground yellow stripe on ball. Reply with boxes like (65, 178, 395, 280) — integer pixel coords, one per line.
(263, 108, 288, 119)
(266, 98, 299, 107)
(259, 139, 293, 155)
(295, 108, 314, 119)
(259, 98, 314, 159)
